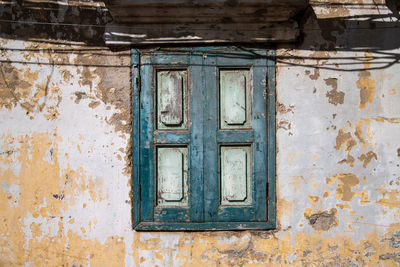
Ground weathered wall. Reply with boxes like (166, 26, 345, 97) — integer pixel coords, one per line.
(1, 1, 400, 266)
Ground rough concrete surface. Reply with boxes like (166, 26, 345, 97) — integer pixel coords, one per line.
(1, 0, 400, 266)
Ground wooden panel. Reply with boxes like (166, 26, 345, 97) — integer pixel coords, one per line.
(108, 6, 301, 24)
(153, 132, 190, 144)
(157, 70, 187, 129)
(132, 50, 141, 227)
(139, 51, 156, 221)
(203, 48, 268, 222)
(105, 21, 300, 45)
(157, 147, 188, 206)
(105, 0, 308, 45)
(220, 70, 251, 129)
(135, 221, 276, 231)
(106, 1, 308, 24)
(221, 146, 251, 205)
(188, 53, 205, 222)
(108, 0, 308, 6)
(203, 53, 219, 222)
(134, 47, 275, 230)
(266, 49, 277, 224)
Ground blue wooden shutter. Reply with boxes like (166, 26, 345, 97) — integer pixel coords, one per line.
(132, 47, 276, 230)
(137, 50, 204, 224)
(203, 49, 269, 223)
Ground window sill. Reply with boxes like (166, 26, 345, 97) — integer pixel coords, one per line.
(134, 221, 276, 231)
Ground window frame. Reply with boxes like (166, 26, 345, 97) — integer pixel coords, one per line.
(132, 47, 276, 231)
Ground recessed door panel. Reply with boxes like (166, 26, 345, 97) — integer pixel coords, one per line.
(221, 146, 251, 205)
(157, 147, 188, 206)
(157, 70, 187, 129)
(220, 70, 251, 129)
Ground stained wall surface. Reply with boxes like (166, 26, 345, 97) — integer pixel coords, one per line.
(1, 0, 400, 266)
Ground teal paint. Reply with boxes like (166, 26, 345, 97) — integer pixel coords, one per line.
(132, 50, 140, 228)
(189, 52, 205, 222)
(135, 221, 276, 231)
(203, 48, 269, 223)
(140, 52, 192, 222)
(139, 50, 156, 222)
(203, 52, 218, 222)
(266, 49, 276, 227)
(132, 47, 276, 230)
(153, 132, 190, 144)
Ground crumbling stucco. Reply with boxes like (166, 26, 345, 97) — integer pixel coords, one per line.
(1, 0, 400, 266)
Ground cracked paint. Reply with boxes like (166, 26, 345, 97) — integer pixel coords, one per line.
(1, 1, 400, 266)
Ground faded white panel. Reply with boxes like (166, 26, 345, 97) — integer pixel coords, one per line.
(220, 70, 251, 129)
(221, 146, 251, 205)
(157, 70, 187, 129)
(157, 147, 188, 206)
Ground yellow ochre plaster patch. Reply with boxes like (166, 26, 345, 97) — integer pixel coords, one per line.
(356, 53, 376, 109)
(0, 132, 122, 266)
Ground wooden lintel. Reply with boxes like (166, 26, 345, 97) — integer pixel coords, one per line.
(104, 1, 308, 45)
(104, 21, 300, 45)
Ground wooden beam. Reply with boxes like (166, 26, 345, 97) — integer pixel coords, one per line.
(104, 21, 300, 45)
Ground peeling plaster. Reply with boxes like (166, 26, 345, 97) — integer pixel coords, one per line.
(1, 1, 400, 265)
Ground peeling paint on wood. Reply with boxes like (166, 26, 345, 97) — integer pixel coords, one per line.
(157, 147, 188, 206)
(221, 146, 251, 205)
(220, 70, 251, 129)
(105, 0, 307, 44)
(157, 70, 187, 129)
